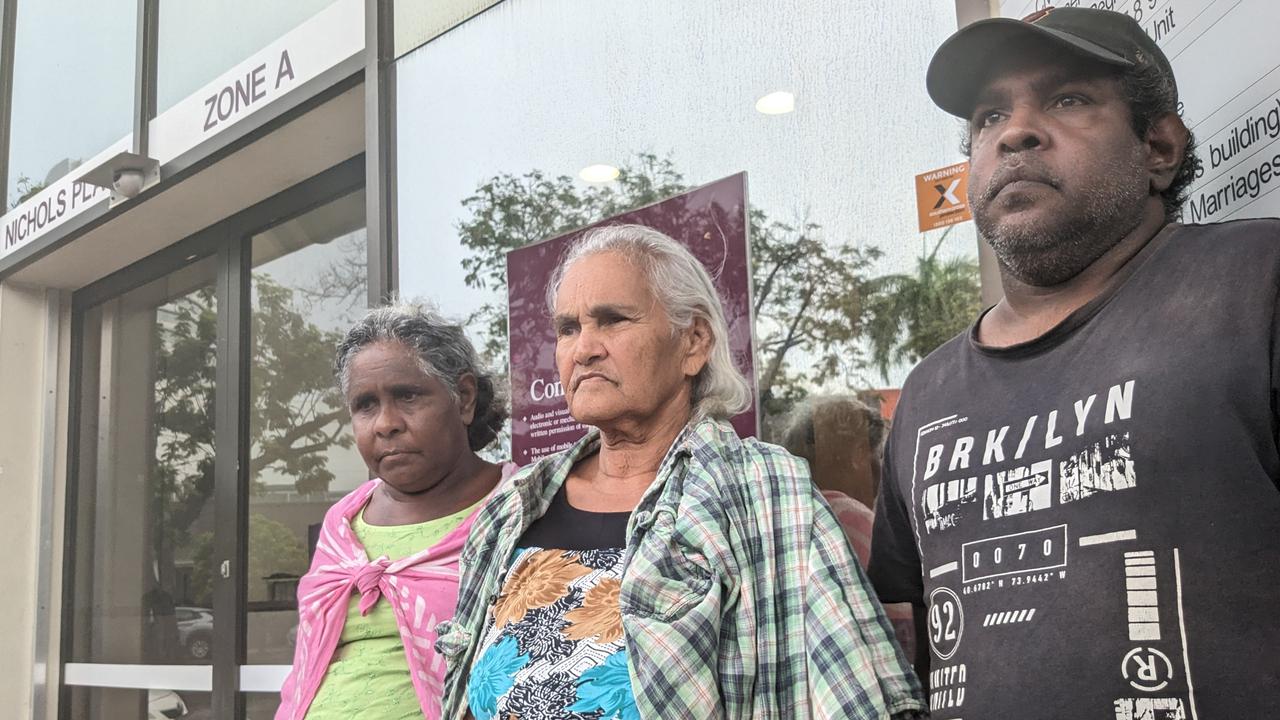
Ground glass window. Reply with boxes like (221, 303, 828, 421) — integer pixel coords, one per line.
(393, 0, 984, 482)
(156, 0, 336, 114)
(392, 0, 502, 58)
(243, 190, 367, 720)
(67, 255, 217, 717)
(6, 0, 135, 208)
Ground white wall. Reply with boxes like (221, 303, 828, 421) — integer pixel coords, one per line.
(0, 282, 54, 717)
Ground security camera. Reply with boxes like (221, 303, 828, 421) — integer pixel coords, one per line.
(75, 152, 159, 208)
(112, 168, 145, 198)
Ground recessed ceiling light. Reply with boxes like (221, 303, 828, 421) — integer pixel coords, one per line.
(755, 90, 795, 115)
(579, 164, 620, 183)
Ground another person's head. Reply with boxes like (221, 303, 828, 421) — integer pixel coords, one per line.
(545, 224, 751, 432)
(781, 395, 887, 506)
(334, 302, 506, 493)
(929, 7, 1198, 286)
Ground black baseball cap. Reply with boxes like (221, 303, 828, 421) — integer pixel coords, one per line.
(927, 6, 1175, 118)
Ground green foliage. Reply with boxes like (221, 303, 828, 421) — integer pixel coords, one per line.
(152, 288, 219, 546)
(457, 153, 687, 363)
(455, 151, 981, 428)
(750, 210, 882, 420)
(455, 153, 882, 414)
(864, 227, 983, 382)
(149, 275, 352, 566)
(11, 174, 47, 208)
(249, 278, 352, 494)
(190, 513, 310, 605)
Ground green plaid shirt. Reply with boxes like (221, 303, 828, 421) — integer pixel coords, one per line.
(435, 417, 926, 719)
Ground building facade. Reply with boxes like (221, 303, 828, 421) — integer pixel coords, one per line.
(2, 0, 1271, 718)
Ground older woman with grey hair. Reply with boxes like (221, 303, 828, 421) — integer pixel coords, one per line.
(436, 225, 925, 719)
(276, 302, 516, 720)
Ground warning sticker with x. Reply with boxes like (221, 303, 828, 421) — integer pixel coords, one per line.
(915, 160, 972, 232)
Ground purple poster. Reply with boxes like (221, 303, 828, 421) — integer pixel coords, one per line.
(506, 172, 757, 465)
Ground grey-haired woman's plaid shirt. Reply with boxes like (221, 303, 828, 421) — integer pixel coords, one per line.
(435, 418, 927, 719)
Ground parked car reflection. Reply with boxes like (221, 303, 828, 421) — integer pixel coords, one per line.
(148, 689, 187, 719)
(174, 606, 214, 661)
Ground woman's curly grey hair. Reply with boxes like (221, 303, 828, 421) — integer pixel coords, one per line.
(544, 223, 752, 421)
(334, 301, 507, 450)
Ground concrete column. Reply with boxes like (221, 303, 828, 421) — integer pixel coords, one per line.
(0, 281, 51, 718)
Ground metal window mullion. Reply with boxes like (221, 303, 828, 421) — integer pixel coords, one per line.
(132, 0, 159, 157)
(211, 236, 249, 718)
(0, 0, 19, 206)
(57, 301, 88, 720)
(365, 0, 397, 307)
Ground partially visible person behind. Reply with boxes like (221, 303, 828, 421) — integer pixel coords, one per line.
(780, 395, 917, 667)
(780, 393, 888, 516)
(276, 302, 516, 720)
(869, 7, 1280, 718)
(435, 224, 925, 719)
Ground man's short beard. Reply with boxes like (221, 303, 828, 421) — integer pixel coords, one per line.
(974, 147, 1150, 287)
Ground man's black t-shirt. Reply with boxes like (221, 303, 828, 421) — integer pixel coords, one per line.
(869, 220, 1280, 718)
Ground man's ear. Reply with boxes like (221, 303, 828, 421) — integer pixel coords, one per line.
(1146, 112, 1190, 194)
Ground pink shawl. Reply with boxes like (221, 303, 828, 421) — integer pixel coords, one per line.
(276, 465, 515, 720)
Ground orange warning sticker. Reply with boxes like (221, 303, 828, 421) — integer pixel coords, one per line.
(915, 161, 972, 233)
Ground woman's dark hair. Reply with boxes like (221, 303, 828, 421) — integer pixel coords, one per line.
(334, 301, 507, 451)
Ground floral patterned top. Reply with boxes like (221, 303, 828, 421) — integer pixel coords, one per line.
(466, 486, 637, 720)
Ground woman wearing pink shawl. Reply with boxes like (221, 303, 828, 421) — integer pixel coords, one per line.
(277, 302, 516, 720)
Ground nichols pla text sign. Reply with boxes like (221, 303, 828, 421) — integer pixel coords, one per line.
(506, 173, 757, 465)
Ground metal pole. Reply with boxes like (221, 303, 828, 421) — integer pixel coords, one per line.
(0, 0, 19, 207)
(132, 0, 159, 158)
(210, 239, 249, 719)
(364, 0, 397, 307)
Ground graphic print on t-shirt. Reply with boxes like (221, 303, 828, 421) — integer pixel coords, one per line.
(907, 378, 1196, 719)
(870, 222, 1280, 719)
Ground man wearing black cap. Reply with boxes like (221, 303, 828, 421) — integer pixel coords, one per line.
(869, 6, 1280, 718)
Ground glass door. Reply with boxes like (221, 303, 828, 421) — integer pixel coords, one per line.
(63, 160, 366, 720)
(66, 255, 220, 719)
(242, 190, 368, 719)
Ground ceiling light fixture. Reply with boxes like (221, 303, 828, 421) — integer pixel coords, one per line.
(579, 164, 621, 183)
(755, 90, 796, 115)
